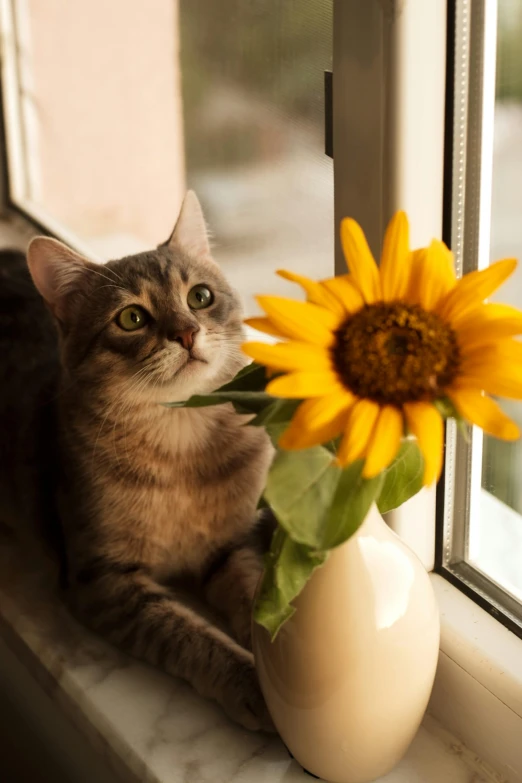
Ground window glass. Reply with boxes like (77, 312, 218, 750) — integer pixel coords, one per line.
(470, 0, 522, 601)
(179, 0, 334, 313)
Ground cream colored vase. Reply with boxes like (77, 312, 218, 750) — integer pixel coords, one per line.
(253, 503, 440, 783)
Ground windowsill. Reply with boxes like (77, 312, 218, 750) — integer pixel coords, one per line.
(0, 527, 504, 783)
(430, 573, 522, 783)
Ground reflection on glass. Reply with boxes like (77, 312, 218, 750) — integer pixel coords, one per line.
(179, 0, 334, 315)
(472, 0, 522, 600)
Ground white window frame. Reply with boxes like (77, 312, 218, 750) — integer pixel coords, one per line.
(431, 573, 522, 783)
(440, 0, 522, 641)
(333, 2, 522, 780)
(333, 0, 447, 570)
(0, 0, 521, 779)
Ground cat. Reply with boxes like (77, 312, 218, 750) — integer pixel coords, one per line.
(0, 191, 275, 731)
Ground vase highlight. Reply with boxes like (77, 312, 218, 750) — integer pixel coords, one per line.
(253, 504, 440, 783)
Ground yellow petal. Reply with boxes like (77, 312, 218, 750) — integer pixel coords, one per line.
(241, 341, 333, 372)
(321, 274, 365, 314)
(340, 218, 381, 303)
(449, 388, 519, 441)
(380, 211, 410, 300)
(403, 248, 424, 305)
(277, 270, 346, 317)
(461, 338, 522, 369)
(337, 399, 380, 465)
(266, 370, 342, 399)
(407, 240, 457, 311)
(244, 317, 284, 337)
(362, 406, 403, 478)
(434, 240, 457, 287)
(455, 365, 522, 400)
(438, 258, 517, 323)
(290, 389, 355, 428)
(457, 342, 522, 398)
(279, 395, 354, 450)
(454, 303, 522, 348)
(256, 296, 340, 346)
(403, 402, 444, 485)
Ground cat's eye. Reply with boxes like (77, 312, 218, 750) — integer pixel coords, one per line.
(187, 284, 214, 310)
(116, 305, 149, 331)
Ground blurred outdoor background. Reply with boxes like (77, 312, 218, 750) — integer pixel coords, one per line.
(179, 0, 333, 307)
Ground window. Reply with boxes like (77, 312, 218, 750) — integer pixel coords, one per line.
(0, 0, 334, 315)
(440, 0, 522, 636)
(1, 0, 522, 777)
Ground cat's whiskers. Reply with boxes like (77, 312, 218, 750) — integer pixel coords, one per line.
(95, 283, 129, 296)
(82, 263, 125, 285)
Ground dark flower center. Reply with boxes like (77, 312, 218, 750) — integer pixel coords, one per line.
(332, 302, 461, 406)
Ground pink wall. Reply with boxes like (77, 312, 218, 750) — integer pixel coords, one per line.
(24, 0, 185, 256)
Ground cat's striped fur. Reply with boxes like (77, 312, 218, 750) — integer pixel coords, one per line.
(0, 193, 274, 730)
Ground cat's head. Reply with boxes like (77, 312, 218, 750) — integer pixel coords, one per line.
(26, 192, 245, 402)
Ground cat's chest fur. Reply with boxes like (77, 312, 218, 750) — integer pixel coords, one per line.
(84, 405, 273, 577)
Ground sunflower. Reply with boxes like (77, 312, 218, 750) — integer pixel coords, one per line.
(242, 212, 522, 485)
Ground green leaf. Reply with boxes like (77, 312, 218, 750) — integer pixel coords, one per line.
(218, 362, 268, 393)
(377, 439, 424, 514)
(434, 396, 458, 419)
(250, 398, 302, 428)
(255, 457, 382, 637)
(250, 402, 339, 454)
(321, 460, 384, 549)
(163, 390, 274, 415)
(163, 362, 271, 412)
(248, 399, 303, 445)
(434, 397, 469, 441)
(263, 422, 290, 445)
(253, 527, 327, 639)
(264, 446, 341, 548)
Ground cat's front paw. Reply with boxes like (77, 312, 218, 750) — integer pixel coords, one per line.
(222, 656, 275, 733)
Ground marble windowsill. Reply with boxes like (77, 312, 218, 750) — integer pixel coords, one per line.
(0, 527, 498, 783)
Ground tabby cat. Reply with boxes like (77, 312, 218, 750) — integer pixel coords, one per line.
(0, 192, 275, 731)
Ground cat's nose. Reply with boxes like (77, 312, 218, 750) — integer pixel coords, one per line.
(170, 326, 199, 351)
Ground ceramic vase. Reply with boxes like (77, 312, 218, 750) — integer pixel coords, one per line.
(252, 503, 440, 783)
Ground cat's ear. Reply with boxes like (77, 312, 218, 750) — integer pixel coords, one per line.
(27, 237, 95, 322)
(167, 190, 211, 258)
